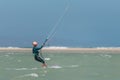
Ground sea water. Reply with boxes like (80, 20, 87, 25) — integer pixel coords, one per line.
(0, 51, 120, 80)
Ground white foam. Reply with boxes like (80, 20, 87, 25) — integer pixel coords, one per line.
(69, 65, 79, 68)
(44, 46, 68, 49)
(15, 68, 28, 70)
(48, 65, 62, 69)
(100, 54, 112, 58)
(20, 73, 39, 78)
(27, 73, 39, 77)
(96, 47, 120, 49)
(48, 65, 79, 69)
(6, 67, 38, 71)
(0, 47, 21, 49)
(45, 58, 51, 61)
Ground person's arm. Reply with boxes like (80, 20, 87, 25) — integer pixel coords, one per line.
(35, 47, 42, 50)
(39, 39, 48, 50)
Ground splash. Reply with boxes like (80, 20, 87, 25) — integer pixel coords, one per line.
(45, 58, 51, 61)
(48, 65, 62, 69)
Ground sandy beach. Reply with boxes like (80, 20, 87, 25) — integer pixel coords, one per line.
(0, 47, 120, 53)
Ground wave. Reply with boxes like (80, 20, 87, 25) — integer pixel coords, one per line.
(48, 65, 62, 69)
(67, 65, 79, 68)
(0, 46, 21, 49)
(44, 46, 120, 49)
(1, 46, 120, 50)
(43, 46, 69, 49)
(95, 47, 120, 49)
(48, 64, 79, 69)
(6, 67, 38, 71)
(18, 73, 39, 78)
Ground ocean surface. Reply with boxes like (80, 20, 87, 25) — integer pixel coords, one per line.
(0, 49, 120, 80)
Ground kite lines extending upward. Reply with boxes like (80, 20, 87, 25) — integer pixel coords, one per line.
(41, 0, 71, 48)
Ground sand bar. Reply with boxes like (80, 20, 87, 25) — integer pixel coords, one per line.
(0, 47, 120, 53)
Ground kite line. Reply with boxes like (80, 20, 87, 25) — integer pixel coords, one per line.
(41, 0, 70, 48)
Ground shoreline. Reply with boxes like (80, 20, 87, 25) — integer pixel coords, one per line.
(0, 47, 120, 53)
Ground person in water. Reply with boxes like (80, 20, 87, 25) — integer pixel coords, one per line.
(32, 41, 47, 68)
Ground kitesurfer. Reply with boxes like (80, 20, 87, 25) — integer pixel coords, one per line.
(32, 41, 47, 68)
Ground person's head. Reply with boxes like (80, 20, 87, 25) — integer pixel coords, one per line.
(32, 41, 38, 47)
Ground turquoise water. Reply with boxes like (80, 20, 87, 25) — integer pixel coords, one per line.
(0, 51, 120, 80)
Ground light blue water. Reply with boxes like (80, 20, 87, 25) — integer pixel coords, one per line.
(0, 51, 120, 80)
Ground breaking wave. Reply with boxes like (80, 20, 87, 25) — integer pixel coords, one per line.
(95, 47, 120, 49)
(44, 46, 69, 49)
(0, 47, 21, 49)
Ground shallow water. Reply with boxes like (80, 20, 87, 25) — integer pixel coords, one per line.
(0, 51, 120, 80)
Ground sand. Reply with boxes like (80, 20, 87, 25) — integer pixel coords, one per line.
(0, 47, 120, 53)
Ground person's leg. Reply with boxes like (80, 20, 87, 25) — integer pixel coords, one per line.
(34, 56, 45, 64)
(34, 56, 47, 67)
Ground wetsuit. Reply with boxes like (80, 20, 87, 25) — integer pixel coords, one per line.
(32, 46, 45, 64)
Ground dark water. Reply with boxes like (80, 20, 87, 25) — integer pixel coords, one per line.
(0, 51, 120, 80)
